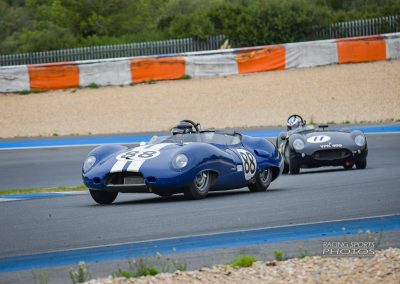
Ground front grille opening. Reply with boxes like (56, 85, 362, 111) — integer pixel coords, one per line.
(105, 172, 145, 186)
(147, 176, 157, 183)
(313, 149, 351, 161)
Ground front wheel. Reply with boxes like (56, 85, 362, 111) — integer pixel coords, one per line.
(282, 162, 289, 174)
(285, 145, 299, 174)
(355, 159, 367, 169)
(184, 171, 212, 200)
(289, 160, 300, 175)
(89, 189, 118, 204)
(249, 168, 273, 192)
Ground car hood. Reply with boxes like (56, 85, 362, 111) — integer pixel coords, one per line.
(302, 131, 355, 145)
(289, 131, 365, 154)
(92, 142, 229, 176)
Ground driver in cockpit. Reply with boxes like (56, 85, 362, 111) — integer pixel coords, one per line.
(287, 116, 301, 131)
(171, 121, 196, 135)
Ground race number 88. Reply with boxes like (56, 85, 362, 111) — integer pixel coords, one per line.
(240, 152, 256, 174)
(121, 150, 158, 160)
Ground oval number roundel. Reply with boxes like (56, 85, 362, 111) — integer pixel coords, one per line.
(306, 135, 331, 144)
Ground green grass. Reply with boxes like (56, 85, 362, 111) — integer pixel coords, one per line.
(113, 259, 159, 278)
(274, 250, 285, 261)
(179, 74, 191, 80)
(19, 90, 30, 95)
(230, 255, 257, 268)
(0, 185, 87, 196)
(69, 262, 92, 284)
(87, 82, 99, 89)
(297, 247, 309, 259)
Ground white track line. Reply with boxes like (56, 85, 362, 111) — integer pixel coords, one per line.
(0, 131, 399, 151)
(33, 213, 400, 255)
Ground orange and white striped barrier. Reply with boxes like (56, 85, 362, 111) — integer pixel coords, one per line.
(0, 33, 399, 93)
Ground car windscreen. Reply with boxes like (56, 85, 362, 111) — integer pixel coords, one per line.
(150, 132, 241, 146)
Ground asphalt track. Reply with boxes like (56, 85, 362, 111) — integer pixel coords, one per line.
(0, 125, 399, 190)
(0, 133, 399, 254)
(0, 129, 399, 282)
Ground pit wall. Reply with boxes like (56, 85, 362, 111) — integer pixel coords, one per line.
(1, 33, 399, 93)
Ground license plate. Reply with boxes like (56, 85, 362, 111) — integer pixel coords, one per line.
(124, 177, 143, 185)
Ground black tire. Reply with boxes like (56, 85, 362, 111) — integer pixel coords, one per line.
(249, 168, 273, 192)
(355, 159, 367, 169)
(284, 144, 299, 174)
(89, 189, 118, 204)
(184, 171, 212, 200)
(282, 162, 289, 174)
(289, 160, 300, 175)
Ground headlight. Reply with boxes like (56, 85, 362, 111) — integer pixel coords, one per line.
(173, 154, 188, 168)
(293, 139, 305, 151)
(83, 156, 96, 172)
(354, 135, 366, 147)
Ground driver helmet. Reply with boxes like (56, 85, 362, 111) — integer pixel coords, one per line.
(171, 121, 195, 135)
(287, 117, 301, 130)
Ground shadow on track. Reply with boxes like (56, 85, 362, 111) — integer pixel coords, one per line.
(88, 187, 285, 206)
(291, 167, 369, 175)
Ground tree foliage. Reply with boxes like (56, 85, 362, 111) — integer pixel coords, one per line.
(0, 0, 398, 54)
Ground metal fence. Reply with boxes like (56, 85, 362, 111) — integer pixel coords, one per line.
(312, 15, 400, 40)
(0, 34, 226, 67)
(1, 15, 399, 67)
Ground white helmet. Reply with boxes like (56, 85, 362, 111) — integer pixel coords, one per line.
(287, 117, 300, 130)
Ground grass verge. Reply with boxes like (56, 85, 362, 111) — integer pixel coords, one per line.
(0, 185, 87, 196)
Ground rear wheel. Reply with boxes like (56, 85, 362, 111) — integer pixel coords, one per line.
(356, 159, 367, 169)
(249, 168, 273, 192)
(184, 171, 212, 200)
(89, 189, 118, 204)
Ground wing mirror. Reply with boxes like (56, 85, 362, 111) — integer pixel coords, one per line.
(279, 133, 288, 140)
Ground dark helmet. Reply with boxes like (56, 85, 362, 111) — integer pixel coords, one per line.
(171, 120, 195, 135)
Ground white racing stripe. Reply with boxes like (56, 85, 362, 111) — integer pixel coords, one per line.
(126, 143, 172, 172)
(109, 143, 173, 173)
(110, 160, 128, 173)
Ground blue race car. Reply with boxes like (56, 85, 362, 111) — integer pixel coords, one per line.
(83, 120, 283, 204)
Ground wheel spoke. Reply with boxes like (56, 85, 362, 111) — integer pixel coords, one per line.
(194, 171, 209, 192)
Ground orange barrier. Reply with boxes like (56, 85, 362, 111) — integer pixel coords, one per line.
(236, 45, 286, 74)
(28, 62, 79, 91)
(131, 57, 185, 83)
(337, 35, 386, 64)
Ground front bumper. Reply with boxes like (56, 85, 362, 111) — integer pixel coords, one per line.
(290, 148, 368, 168)
(83, 169, 196, 195)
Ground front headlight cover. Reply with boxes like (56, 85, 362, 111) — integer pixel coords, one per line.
(293, 139, 305, 151)
(173, 154, 188, 168)
(83, 156, 96, 172)
(355, 135, 366, 147)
